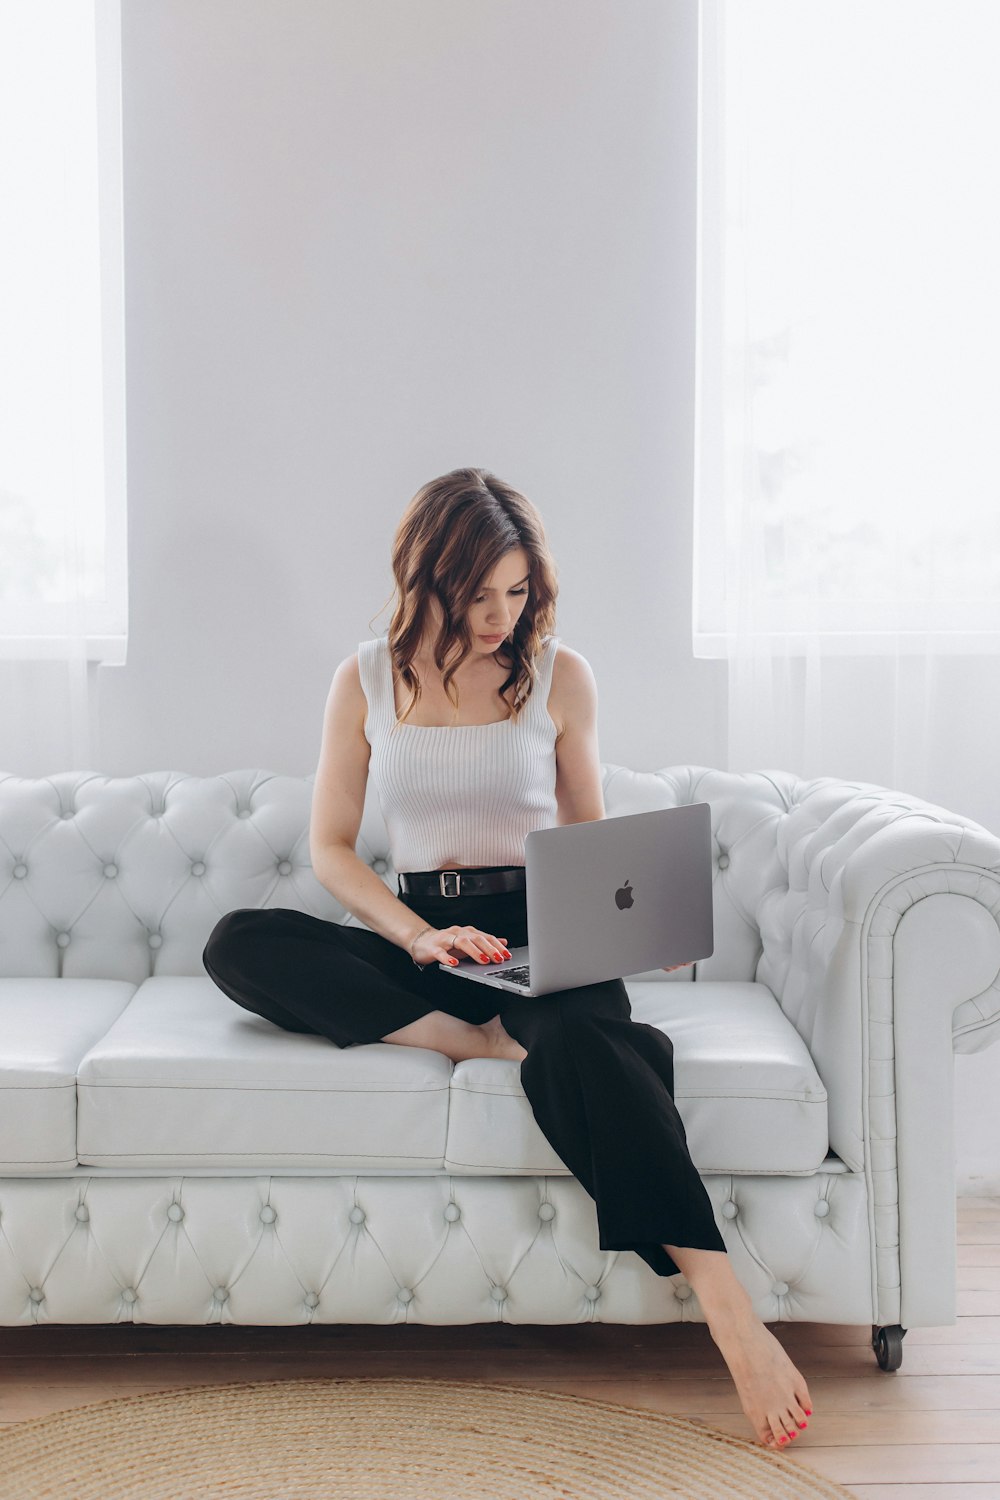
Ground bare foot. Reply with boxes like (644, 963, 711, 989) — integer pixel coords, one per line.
(480, 1014, 528, 1062)
(705, 1297, 813, 1448)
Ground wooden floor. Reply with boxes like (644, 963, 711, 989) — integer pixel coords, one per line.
(2, 1196, 999, 1498)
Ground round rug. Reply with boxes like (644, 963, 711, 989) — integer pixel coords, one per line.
(0, 1377, 853, 1500)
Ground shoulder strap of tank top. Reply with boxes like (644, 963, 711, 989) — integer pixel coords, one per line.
(357, 635, 393, 733)
(526, 634, 559, 725)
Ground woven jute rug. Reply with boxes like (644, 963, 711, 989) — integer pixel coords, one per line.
(0, 1376, 855, 1499)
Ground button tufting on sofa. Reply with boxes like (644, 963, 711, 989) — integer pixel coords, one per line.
(122, 1288, 137, 1304)
(491, 1287, 508, 1303)
(3, 765, 998, 1336)
(584, 1285, 601, 1301)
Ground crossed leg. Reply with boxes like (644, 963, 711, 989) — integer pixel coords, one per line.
(379, 1006, 812, 1448)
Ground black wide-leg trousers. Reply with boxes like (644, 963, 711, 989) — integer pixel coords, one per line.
(201, 870, 727, 1279)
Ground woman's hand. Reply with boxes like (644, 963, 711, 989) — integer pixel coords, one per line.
(412, 924, 512, 968)
(662, 961, 694, 972)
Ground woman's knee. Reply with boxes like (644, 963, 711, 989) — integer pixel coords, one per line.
(526, 995, 655, 1064)
(640, 1021, 673, 1057)
(202, 907, 268, 975)
(503, 998, 595, 1056)
(555, 982, 632, 1029)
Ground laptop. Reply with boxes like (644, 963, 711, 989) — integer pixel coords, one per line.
(437, 803, 714, 997)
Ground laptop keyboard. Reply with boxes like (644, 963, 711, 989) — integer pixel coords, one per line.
(501, 964, 531, 988)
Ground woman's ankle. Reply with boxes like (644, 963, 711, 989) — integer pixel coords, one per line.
(381, 1010, 489, 1061)
(480, 1014, 528, 1061)
(663, 1244, 754, 1323)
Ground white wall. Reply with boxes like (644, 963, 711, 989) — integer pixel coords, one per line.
(94, 0, 995, 1189)
(111, 0, 718, 778)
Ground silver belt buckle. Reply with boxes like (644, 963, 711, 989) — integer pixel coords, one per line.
(438, 870, 461, 897)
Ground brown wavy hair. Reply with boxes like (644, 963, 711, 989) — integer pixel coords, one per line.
(367, 467, 559, 730)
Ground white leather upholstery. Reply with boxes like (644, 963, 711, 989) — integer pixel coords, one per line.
(65, 977, 826, 1175)
(0, 1170, 872, 1327)
(1, 765, 998, 1330)
(76, 977, 455, 1171)
(450, 982, 828, 1175)
(0, 979, 136, 1171)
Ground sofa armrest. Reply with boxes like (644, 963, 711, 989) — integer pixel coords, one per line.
(808, 810, 1000, 1328)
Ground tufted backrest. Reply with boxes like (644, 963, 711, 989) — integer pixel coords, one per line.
(1, 765, 981, 1058)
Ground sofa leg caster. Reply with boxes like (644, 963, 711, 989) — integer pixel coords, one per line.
(871, 1323, 907, 1371)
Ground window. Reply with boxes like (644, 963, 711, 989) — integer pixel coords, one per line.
(0, 0, 126, 663)
(693, 0, 1000, 658)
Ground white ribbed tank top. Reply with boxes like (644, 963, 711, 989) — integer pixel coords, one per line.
(358, 632, 560, 873)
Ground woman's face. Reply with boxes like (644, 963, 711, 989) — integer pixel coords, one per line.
(466, 547, 532, 653)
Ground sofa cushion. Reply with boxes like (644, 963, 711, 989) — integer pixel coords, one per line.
(445, 982, 829, 1175)
(76, 978, 454, 1170)
(0, 979, 136, 1172)
(76, 977, 828, 1178)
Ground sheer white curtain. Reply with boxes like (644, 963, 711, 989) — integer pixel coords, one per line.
(694, 0, 1000, 811)
(0, 0, 125, 777)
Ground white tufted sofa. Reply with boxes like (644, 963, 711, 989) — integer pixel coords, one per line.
(2, 766, 999, 1367)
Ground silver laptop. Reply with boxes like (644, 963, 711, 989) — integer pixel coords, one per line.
(438, 803, 714, 997)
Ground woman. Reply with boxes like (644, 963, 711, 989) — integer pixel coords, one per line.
(203, 467, 813, 1449)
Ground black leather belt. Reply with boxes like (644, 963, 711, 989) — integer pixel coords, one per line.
(397, 867, 526, 898)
